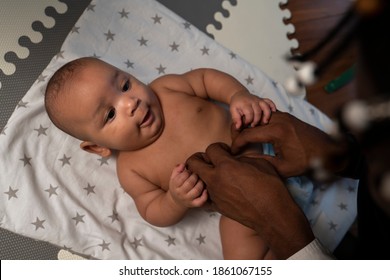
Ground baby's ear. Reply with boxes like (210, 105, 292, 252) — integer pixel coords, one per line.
(80, 141, 112, 158)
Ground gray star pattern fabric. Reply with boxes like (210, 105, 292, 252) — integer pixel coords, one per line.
(0, 0, 358, 259)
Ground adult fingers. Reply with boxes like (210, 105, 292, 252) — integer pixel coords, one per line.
(203, 142, 234, 166)
(186, 152, 213, 178)
(240, 154, 282, 174)
(186, 143, 236, 187)
(231, 125, 278, 154)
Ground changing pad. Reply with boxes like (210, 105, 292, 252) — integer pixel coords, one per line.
(0, 0, 358, 259)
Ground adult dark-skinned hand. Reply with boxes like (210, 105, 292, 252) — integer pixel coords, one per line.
(231, 111, 352, 178)
(186, 143, 315, 259)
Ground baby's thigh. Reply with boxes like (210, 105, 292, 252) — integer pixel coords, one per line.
(219, 216, 271, 259)
(220, 216, 256, 238)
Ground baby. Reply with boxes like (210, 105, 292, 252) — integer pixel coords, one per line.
(44, 57, 276, 259)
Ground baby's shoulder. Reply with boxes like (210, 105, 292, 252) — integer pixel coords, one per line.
(150, 73, 191, 94)
(116, 152, 163, 196)
(116, 153, 139, 179)
(150, 74, 176, 88)
(116, 154, 144, 187)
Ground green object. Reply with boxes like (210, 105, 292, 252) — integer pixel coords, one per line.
(325, 64, 356, 93)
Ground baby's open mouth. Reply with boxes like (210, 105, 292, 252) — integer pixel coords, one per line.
(140, 109, 153, 127)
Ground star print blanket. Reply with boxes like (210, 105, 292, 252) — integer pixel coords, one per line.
(0, 0, 358, 259)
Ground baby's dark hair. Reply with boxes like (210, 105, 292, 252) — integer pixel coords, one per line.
(44, 57, 92, 136)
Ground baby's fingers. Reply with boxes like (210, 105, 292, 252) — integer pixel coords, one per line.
(170, 163, 189, 186)
(258, 102, 273, 125)
(250, 105, 262, 127)
(263, 98, 277, 112)
(187, 177, 205, 198)
(231, 108, 244, 129)
(180, 173, 201, 194)
(171, 163, 186, 178)
(191, 189, 208, 208)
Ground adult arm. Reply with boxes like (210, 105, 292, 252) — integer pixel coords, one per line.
(231, 111, 362, 178)
(186, 143, 316, 259)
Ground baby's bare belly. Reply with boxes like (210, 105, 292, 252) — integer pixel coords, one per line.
(138, 102, 232, 190)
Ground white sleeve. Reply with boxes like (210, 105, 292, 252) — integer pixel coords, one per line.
(288, 239, 335, 260)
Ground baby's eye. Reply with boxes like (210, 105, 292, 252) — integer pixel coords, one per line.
(105, 108, 116, 123)
(122, 79, 130, 92)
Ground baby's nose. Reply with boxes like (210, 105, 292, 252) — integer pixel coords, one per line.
(126, 97, 140, 116)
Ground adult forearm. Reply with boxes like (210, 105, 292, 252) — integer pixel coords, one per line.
(250, 192, 315, 259)
(231, 111, 363, 179)
(332, 132, 363, 179)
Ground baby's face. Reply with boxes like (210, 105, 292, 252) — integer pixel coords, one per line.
(63, 59, 164, 151)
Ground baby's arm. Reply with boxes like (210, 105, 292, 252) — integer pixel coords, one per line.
(229, 91, 276, 129)
(119, 165, 206, 227)
(152, 68, 276, 129)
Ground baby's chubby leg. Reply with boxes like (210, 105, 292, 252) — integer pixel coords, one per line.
(220, 216, 275, 259)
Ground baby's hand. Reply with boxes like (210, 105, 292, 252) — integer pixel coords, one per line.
(168, 163, 208, 208)
(230, 91, 276, 129)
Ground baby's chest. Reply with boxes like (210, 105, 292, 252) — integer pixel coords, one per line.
(164, 96, 230, 139)
(123, 97, 232, 189)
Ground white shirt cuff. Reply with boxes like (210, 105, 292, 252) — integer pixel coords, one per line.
(288, 239, 335, 260)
